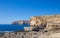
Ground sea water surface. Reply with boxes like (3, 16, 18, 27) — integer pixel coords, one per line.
(0, 24, 30, 32)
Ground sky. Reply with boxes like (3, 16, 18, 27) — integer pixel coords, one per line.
(0, 0, 60, 24)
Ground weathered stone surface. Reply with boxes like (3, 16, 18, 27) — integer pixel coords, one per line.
(45, 21, 60, 30)
(30, 16, 47, 27)
(0, 30, 60, 38)
(30, 15, 60, 30)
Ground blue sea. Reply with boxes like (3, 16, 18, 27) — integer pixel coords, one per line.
(0, 24, 30, 32)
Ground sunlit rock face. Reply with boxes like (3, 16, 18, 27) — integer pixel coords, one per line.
(30, 15, 60, 30)
(30, 17, 37, 26)
(45, 21, 60, 30)
(30, 16, 47, 27)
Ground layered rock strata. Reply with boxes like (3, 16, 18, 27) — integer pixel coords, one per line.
(30, 15, 60, 30)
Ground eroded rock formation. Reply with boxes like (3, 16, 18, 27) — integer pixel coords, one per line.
(30, 15, 60, 30)
(45, 21, 60, 30)
(12, 15, 60, 31)
(12, 20, 30, 25)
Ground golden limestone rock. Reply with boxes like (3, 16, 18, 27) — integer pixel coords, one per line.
(30, 16, 47, 27)
(30, 15, 60, 30)
(45, 21, 60, 30)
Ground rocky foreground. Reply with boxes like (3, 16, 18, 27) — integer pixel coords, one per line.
(0, 29, 60, 38)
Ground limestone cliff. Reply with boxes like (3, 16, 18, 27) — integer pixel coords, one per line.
(30, 14, 60, 30)
(12, 20, 30, 25)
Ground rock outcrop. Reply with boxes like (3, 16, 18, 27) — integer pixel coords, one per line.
(30, 15, 60, 30)
(45, 21, 60, 30)
(12, 15, 60, 31)
(12, 20, 30, 25)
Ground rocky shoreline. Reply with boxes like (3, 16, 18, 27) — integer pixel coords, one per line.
(0, 14, 60, 38)
(0, 29, 60, 38)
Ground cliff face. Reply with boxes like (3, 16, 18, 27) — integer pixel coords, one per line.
(12, 20, 30, 25)
(45, 21, 60, 30)
(12, 21, 19, 25)
(30, 16, 47, 27)
(30, 15, 60, 30)
(12, 15, 60, 31)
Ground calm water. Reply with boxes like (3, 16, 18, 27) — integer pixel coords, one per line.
(0, 24, 30, 32)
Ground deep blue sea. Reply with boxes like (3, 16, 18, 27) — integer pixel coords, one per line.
(0, 24, 30, 32)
